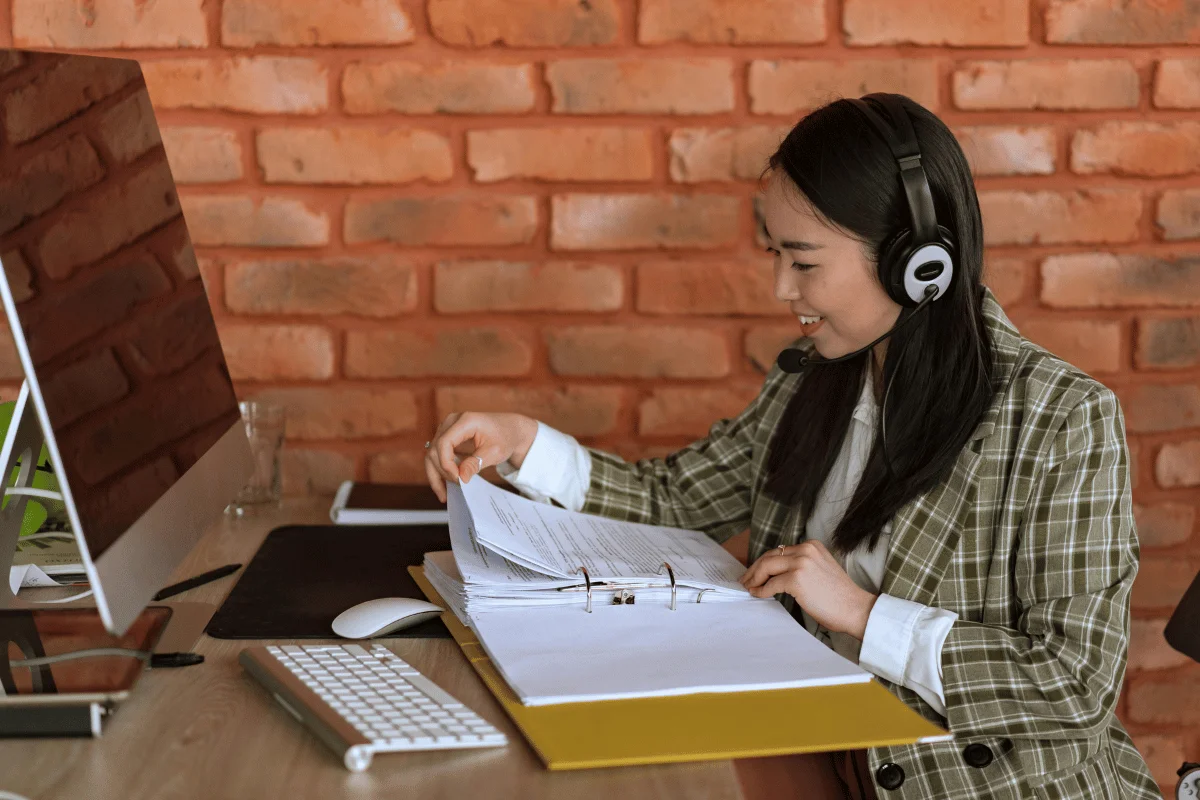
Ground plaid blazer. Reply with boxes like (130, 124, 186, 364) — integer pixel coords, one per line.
(580, 288, 1159, 799)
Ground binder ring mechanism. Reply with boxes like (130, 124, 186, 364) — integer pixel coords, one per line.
(569, 562, 705, 611)
(658, 562, 677, 611)
(575, 566, 593, 613)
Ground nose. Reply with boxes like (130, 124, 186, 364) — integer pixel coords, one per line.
(772, 257, 801, 303)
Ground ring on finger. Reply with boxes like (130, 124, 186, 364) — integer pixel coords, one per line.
(777, 544, 786, 556)
(476, 456, 484, 469)
(424, 441, 431, 449)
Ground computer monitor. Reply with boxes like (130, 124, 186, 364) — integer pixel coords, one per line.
(0, 49, 252, 635)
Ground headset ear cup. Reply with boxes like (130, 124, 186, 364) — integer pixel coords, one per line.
(877, 228, 915, 306)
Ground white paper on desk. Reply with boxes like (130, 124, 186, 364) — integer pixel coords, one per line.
(458, 476, 748, 593)
(469, 599, 873, 706)
(8, 564, 63, 594)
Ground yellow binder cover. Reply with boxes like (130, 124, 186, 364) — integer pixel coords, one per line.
(410, 566, 951, 771)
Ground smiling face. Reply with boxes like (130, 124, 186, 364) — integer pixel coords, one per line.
(761, 170, 902, 361)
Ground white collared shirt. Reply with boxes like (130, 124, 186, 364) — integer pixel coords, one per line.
(496, 362, 957, 717)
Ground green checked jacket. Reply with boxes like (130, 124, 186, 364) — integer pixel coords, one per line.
(579, 288, 1159, 800)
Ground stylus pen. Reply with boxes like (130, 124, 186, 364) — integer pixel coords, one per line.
(153, 563, 242, 601)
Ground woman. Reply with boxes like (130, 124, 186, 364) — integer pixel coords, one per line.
(423, 94, 1159, 799)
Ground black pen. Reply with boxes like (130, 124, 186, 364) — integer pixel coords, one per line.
(150, 652, 205, 668)
(153, 563, 242, 601)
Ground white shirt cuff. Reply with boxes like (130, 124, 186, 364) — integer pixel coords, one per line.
(859, 593, 957, 717)
(494, 421, 591, 512)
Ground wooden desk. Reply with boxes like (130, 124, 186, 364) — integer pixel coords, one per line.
(0, 500, 845, 800)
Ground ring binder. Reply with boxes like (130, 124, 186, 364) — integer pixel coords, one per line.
(575, 566, 592, 613)
(658, 562, 677, 611)
(696, 588, 713, 603)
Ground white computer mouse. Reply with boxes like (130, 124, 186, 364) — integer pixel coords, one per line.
(331, 597, 445, 639)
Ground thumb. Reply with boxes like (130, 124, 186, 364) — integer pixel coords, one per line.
(459, 446, 502, 483)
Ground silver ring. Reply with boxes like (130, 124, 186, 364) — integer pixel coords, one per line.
(424, 441, 431, 449)
(476, 456, 484, 468)
(777, 544, 786, 556)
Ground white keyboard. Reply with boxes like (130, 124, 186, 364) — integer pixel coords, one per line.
(239, 643, 507, 771)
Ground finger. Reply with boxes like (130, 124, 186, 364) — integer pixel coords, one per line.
(741, 554, 795, 589)
(460, 442, 507, 483)
(424, 452, 447, 503)
(436, 414, 479, 480)
(749, 573, 793, 599)
(425, 448, 457, 495)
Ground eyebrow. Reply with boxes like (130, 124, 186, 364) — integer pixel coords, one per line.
(762, 224, 824, 251)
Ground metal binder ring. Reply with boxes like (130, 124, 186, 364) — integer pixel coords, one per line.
(575, 566, 592, 613)
(658, 562, 677, 611)
(696, 588, 713, 604)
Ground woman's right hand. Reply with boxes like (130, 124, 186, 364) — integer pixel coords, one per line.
(423, 412, 539, 503)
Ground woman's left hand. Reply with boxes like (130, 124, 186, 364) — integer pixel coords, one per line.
(740, 541, 878, 641)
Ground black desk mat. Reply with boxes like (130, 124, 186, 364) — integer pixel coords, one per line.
(205, 524, 452, 639)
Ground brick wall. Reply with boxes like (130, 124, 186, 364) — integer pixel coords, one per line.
(2, 0, 1198, 789)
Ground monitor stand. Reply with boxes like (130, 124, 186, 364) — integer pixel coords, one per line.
(0, 381, 65, 609)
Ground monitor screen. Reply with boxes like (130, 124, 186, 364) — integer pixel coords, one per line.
(0, 51, 240, 561)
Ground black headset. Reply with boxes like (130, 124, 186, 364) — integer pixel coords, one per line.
(776, 93, 955, 375)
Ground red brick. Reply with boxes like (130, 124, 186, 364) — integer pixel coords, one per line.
(1132, 557, 1200, 610)
(844, 0, 1028, 46)
(282, 449, 356, 496)
(1018, 318, 1121, 374)
(1042, 254, 1200, 308)
(551, 194, 740, 251)
(157, 221, 201, 281)
(0, 330, 19, 380)
(96, 90, 161, 165)
(639, 386, 761, 437)
(1156, 440, 1200, 488)
(221, 0, 415, 46)
(435, 386, 624, 437)
(39, 163, 180, 280)
(220, 324, 335, 380)
(4, 56, 140, 145)
(24, 256, 171, 364)
(952, 60, 1139, 110)
(161, 127, 243, 184)
(345, 328, 533, 378)
(980, 190, 1141, 245)
(668, 126, 790, 183)
(429, 0, 619, 46)
(344, 196, 537, 247)
(0, 135, 103, 236)
(1072, 121, 1200, 177)
(546, 327, 730, 378)
(142, 57, 328, 114)
(984, 258, 1030, 307)
(1137, 317, 1200, 370)
(639, 0, 825, 44)
(748, 60, 938, 115)
(1046, 0, 1200, 44)
(434, 260, 623, 313)
(342, 62, 536, 115)
(746, 325, 801, 373)
(2, 250, 33, 303)
(368, 450, 426, 484)
(1119, 383, 1200, 434)
(181, 196, 329, 247)
(1130, 619, 1192, 670)
(1134, 503, 1196, 548)
(13, 0, 207, 48)
(1129, 733, 1188, 791)
(127, 293, 221, 376)
(1154, 59, 1200, 109)
(257, 128, 452, 185)
(1127, 672, 1200, 725)
(954, 126, 1056, 177)
(467, 128, 653, 183)
(637, 259, 785, 315)
(1157, 189, 1200, 241)
(226, 258, 417, 317)
(1129, 438, 1141, 491)
(547, 59, 734, 115)
(40, 348, 129, 428)
(251, 387, 418, 440)
(0, 51, 25, 78)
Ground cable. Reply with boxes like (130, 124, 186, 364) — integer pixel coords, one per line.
(8, 647, 150, 669)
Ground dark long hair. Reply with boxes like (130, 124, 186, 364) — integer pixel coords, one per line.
(762, 94, 995, 555)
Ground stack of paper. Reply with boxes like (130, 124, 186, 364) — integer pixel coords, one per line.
(423, 477, 872, 707)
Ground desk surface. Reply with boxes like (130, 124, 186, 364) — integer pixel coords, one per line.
(0, 500, 844, 800)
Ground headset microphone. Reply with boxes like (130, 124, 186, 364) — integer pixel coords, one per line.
(776, 284, 939, 374)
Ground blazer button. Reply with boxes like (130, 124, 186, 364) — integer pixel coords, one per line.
(875, 762, 905, 791)
(963, 743, 994, 768)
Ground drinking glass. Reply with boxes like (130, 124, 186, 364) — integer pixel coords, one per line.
(226, 401, 285, 517)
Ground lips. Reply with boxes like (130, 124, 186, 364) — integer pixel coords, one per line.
(797, 317, 825, 336)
